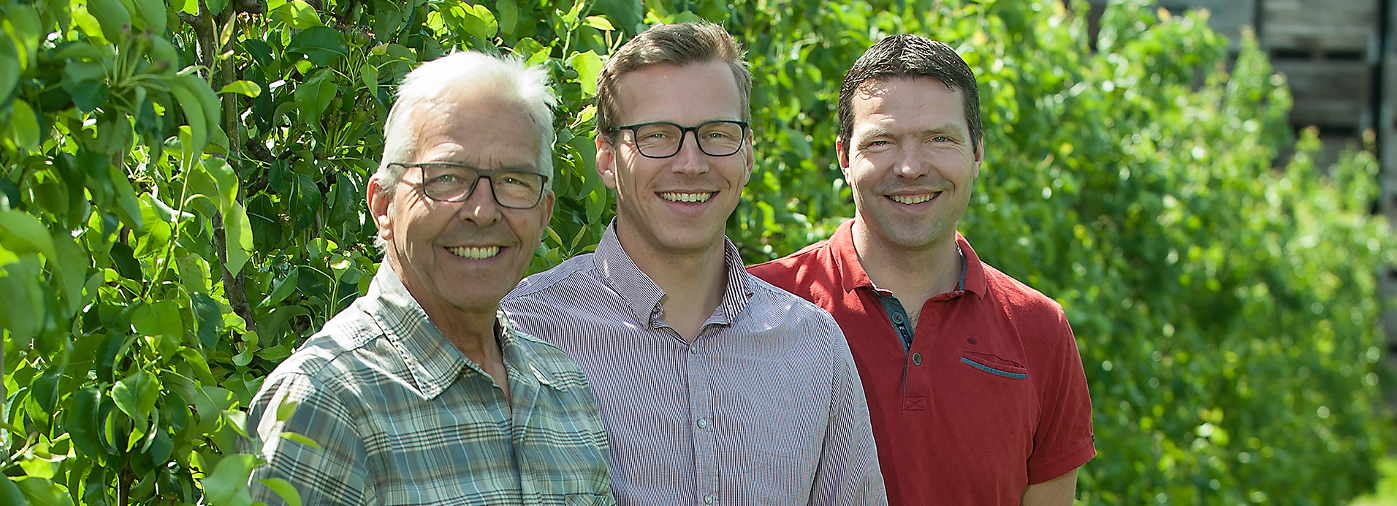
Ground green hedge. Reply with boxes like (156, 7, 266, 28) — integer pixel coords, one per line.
(0, 0, 1390, 504)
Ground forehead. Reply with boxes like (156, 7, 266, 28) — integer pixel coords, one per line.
(613, 60, 744, 125)
(409, 96, 541, 168)
(850, 77, 966, 131)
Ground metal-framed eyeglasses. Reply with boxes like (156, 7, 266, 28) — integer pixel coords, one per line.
(390, 162, 549, 209)
(608, 120, 749, 158)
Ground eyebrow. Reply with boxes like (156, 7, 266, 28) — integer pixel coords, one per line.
(418, 160, 539, 173)
(858, 124, 966, 140)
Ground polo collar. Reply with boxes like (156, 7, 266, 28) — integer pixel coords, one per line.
(827, 218, 986, 299)
(594, 221, 752, 329)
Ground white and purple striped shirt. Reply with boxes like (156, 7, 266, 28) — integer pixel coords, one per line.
(502, 225, 886, 506)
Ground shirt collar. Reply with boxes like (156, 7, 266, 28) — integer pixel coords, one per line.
(828, 218, 986, 299)
(363, 265, 560, 399)
(594, 221, 753, 329)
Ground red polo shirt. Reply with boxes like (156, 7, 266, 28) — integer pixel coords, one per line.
(748, 219, 1095, 506)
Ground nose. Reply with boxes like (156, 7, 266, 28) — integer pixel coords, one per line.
(894, 145, 930, 180)
(671, 130, 710, 176)
(457, 176, 502, 226)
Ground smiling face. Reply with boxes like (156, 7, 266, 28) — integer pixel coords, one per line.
(596, 60, 753, 261)
(839, 77, 983, 255)
(368, 96, 554, 319)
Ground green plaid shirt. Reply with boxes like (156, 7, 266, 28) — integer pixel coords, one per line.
(243, 266, 615, 506)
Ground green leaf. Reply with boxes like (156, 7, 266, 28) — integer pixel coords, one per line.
(111, 370, 160, 433)
(206, 0, 228, 15)
(279, 432, 322, 450)
(258, 268, 299, 308)
(199, 453, 260, 506)
(192, 292, 224, 349)
(583, 15, 614, 30)
(0, 50, 18, 104)
(219, 80, 262, 98)
(223, 201, 253, 275)
(293, 69, 337, 132)
(131, 300, 182, 340)
(0, 211, 55, 259)
(9, 99, 40, 151)
(275, 399, 298, 421)
(270, 0, 322, 28)
(0, 476, 28, 506)
(50, 230, 86, 317)
(16, 477, 70, 506)
(258, 305, 310, 339)
(496, 0, 519, 37)
(108, 241, 142, 280)
(110, 164, 143, 231)
(203, 157, 238, 212)
(67, 387, 107, 461)
(259, 478, 303, 506)
(456, 4, 498, 42)
(567, 50, 603, 97)
(287, 26, 348, 67)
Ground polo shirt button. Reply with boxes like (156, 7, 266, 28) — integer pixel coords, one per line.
(704, 493, 715, 504)
(912, 352, 922, 365)
(893, 314, 903, 323)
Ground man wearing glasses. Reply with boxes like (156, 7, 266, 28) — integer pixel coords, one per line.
(243, 51, 615, 505)
(502, 22, 885, 505)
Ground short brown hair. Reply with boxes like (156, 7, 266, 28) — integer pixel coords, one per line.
(595, 22, 751, 141)
(838, 35, 982, 156)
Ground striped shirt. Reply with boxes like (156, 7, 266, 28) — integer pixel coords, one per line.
(501, 225, 886, 506)
(242, 265, 615, 506)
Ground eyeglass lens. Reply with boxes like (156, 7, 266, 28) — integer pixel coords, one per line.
(631, 121, 746, 158)
(418, 164, 545, 208)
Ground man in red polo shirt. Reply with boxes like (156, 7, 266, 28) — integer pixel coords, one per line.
(749, 35, 1095, 506)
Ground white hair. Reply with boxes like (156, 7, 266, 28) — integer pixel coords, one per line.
(376, 51, 558, 190)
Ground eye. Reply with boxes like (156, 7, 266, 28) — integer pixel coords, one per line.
(428, 173, 459, 184)
(931, 135, 952, 142)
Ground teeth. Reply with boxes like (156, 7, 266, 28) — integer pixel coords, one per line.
(890, 193, 936, 205)
(447, 246, 500, 259)
(660, 192, 713, 203)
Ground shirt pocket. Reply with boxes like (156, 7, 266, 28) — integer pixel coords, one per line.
(960, 351, 1028, 380)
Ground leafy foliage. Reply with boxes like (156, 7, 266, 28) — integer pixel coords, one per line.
(0, 0, 1390, 504)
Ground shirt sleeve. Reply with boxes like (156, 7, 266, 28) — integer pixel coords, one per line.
(1025, 309, 1097, 484)
(810, 320, 889, 506)
(243, 372, 374, 506)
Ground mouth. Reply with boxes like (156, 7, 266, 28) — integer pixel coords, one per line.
(659, 192, 715, 203)
(888, 192, 939, 205)
(446, 246, 501, 260)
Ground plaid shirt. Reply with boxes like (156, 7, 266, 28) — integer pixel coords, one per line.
(242, 265, 615, 506)
(501, 225, 886, 506)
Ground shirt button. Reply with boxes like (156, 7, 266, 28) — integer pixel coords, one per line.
(698, 418, 708, 429)
(912, 352, 922, 365)
(892, 314, 903, 323)
(704, 493, 715, 504)
(689, 344, 698, 354)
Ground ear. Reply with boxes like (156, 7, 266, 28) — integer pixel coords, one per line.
(595, 135, 619, 189)
(739, 130, 755, 186)
(366, 174, 394, 242)
(538, 190, 556, 231)
(972, 137, 984, 180)
(836, 138, 851, 179)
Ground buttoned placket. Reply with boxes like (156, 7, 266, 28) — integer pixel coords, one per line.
(652, 303, 721, 505)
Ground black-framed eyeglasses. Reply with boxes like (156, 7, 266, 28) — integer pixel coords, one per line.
(390, 162, 549, 209)
(608, 120, 749, 158)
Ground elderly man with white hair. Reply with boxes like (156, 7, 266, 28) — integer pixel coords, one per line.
(242, 51, 615, 506)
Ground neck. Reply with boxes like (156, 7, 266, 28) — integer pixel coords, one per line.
(613, 222, 729, 341)
(388, 261, 504, 366)
(852, 220, 961, 302)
